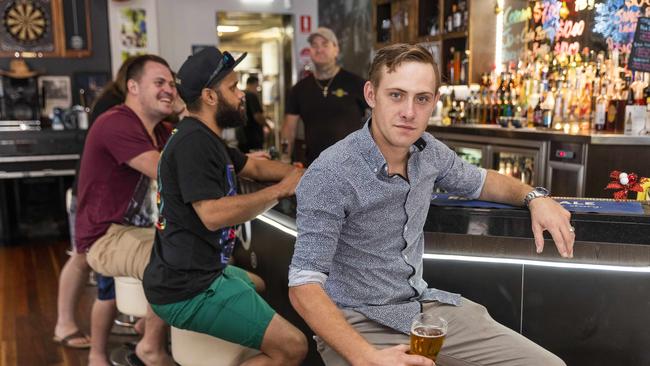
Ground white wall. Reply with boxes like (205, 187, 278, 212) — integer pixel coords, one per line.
(155, 0, 318, 84)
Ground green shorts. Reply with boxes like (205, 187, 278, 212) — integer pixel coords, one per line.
(150, 265, 275, 349)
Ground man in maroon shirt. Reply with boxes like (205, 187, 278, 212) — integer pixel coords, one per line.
(54, 54, 176, 366)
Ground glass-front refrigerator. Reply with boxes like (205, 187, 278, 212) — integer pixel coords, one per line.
(438, 133, 547, 189)
(441, 140, 486, 168)
(489, 145, 545, 187)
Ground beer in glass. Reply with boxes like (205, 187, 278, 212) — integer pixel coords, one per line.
(410, 313, 447, 361)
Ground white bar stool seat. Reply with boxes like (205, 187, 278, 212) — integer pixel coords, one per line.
(110, 277, 147, 366)
(171, 327, 259, 366)
(114, 276, 148, 317)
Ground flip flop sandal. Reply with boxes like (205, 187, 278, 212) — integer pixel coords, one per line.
(126, 350, 179, 366)
(52, 330, 91, 349)
(126, 351, 145, 366)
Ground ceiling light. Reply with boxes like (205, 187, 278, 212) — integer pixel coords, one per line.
(217, 25, 240, 33)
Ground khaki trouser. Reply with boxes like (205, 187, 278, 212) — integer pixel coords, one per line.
(316, 298, 566, 366)
(86, 224, 154, 280)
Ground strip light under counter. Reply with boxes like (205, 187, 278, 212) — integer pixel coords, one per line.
(257, 213, 650, 273)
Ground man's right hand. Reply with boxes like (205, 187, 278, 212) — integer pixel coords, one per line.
(361, 345, 434, 366)
(276, 167, 304, 198)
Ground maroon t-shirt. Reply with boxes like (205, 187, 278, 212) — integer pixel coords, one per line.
(75, 104, 170, 253)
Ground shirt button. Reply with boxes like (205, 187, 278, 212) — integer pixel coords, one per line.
(404, 225, 408, 232)
(373, 168, 378, 173)
(403, 254, 408, 261)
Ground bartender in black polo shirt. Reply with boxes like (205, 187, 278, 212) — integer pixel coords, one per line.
(281, 27, 368, 166)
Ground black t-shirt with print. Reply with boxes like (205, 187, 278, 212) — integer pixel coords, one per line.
(143, 117, 248, 305)
(286, 68, 368, 165)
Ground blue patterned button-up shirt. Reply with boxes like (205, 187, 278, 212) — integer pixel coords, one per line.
(289, 120, 486, 334)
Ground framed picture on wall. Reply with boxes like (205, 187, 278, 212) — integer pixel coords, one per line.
(108, 0, 159, 77)
(0, 0, 92, 57)
(73, 71, 110, 109)
(0, 0, 56, 55)
(38, 75, 71, 117)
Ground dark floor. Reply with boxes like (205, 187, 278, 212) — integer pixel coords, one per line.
(0, 240, 135, 366)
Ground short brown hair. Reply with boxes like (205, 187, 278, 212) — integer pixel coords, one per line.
(368, 43, 440, 92)
(125, 54, 171, 83)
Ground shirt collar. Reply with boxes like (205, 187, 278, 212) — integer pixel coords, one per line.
(356, 119, 427, 176)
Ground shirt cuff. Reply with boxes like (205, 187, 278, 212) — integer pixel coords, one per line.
(467, 168, 487, 199)
(288, 267, 328, 287)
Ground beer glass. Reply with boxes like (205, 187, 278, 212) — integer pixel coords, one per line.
(410, 313, 447, 361)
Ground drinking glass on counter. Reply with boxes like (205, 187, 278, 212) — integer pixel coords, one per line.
(410, 313, 447, 361)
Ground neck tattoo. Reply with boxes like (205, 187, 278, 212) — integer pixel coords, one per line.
(313, 67, 340, 98)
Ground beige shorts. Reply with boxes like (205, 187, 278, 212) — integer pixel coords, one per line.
(86, 224, 154, 280)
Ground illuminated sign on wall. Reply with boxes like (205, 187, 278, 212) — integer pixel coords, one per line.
(500, 0, 649, 62)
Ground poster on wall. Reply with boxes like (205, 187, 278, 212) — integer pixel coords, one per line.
(108, 0, 159, 77)
(38, 75, 71, 117)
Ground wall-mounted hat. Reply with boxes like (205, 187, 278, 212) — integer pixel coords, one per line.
(0, 59, 38, 79)
(175, 46, 247, 104)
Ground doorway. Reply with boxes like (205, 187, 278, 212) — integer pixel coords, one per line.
(217, 12, 293, 151)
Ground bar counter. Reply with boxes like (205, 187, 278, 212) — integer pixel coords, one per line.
(236, 180, 650, 366)
(428, 124, 650, 145)
(426, 124, 650, 199)
(0, 129, 85, 244)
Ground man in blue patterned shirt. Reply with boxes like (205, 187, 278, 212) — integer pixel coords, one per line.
(289, 44, 572, 366)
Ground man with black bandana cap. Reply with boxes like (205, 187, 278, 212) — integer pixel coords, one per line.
(142, 47, 307, 365)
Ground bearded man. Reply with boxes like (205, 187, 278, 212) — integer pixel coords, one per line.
(142, 47, 308, 366)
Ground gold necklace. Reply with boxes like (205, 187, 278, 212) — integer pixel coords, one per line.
(314, 73, 337, 98)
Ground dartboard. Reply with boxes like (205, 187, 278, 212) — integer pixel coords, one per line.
(3, 1, 47, 42)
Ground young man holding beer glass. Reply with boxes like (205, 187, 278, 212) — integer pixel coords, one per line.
(288, 44, 573, 366)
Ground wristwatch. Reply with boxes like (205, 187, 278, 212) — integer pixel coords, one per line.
(524, 187, 550, 207)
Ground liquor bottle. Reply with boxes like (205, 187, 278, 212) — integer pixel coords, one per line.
(632, 73, 645, 105)
(453, 50, 462, 85)
(504, 159, 513, 177)
(624, 73, 647, 135)
(512, 157, 521, 180)
(553, 84, 564, 126)
(579, 83, 592, 130)
(542, 90, 554, 128)
(452, 4, 462, 31)
(460, 0, 468, 31)
(460, 55, 469, 84)
(494, 90, 502, 123)
(614, 76, 632, 132)
(624, 111, 633, 135)
(479, 75, 489, 124)
(489, 90, 497, 124)
(448, 47, 455, 84)
(533, 95, 543, 127)
(468, 90, 478, 124)
(446, 8, 454, 33)
(458, 100, 466, 124)
(503, 91, 513, 118)
(441, 92, 452, 126)
(605, 82, 619, 132)
(522, 158, 534, 185)
(527, 93, 537, 127)
(594, 84, 607, 131)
